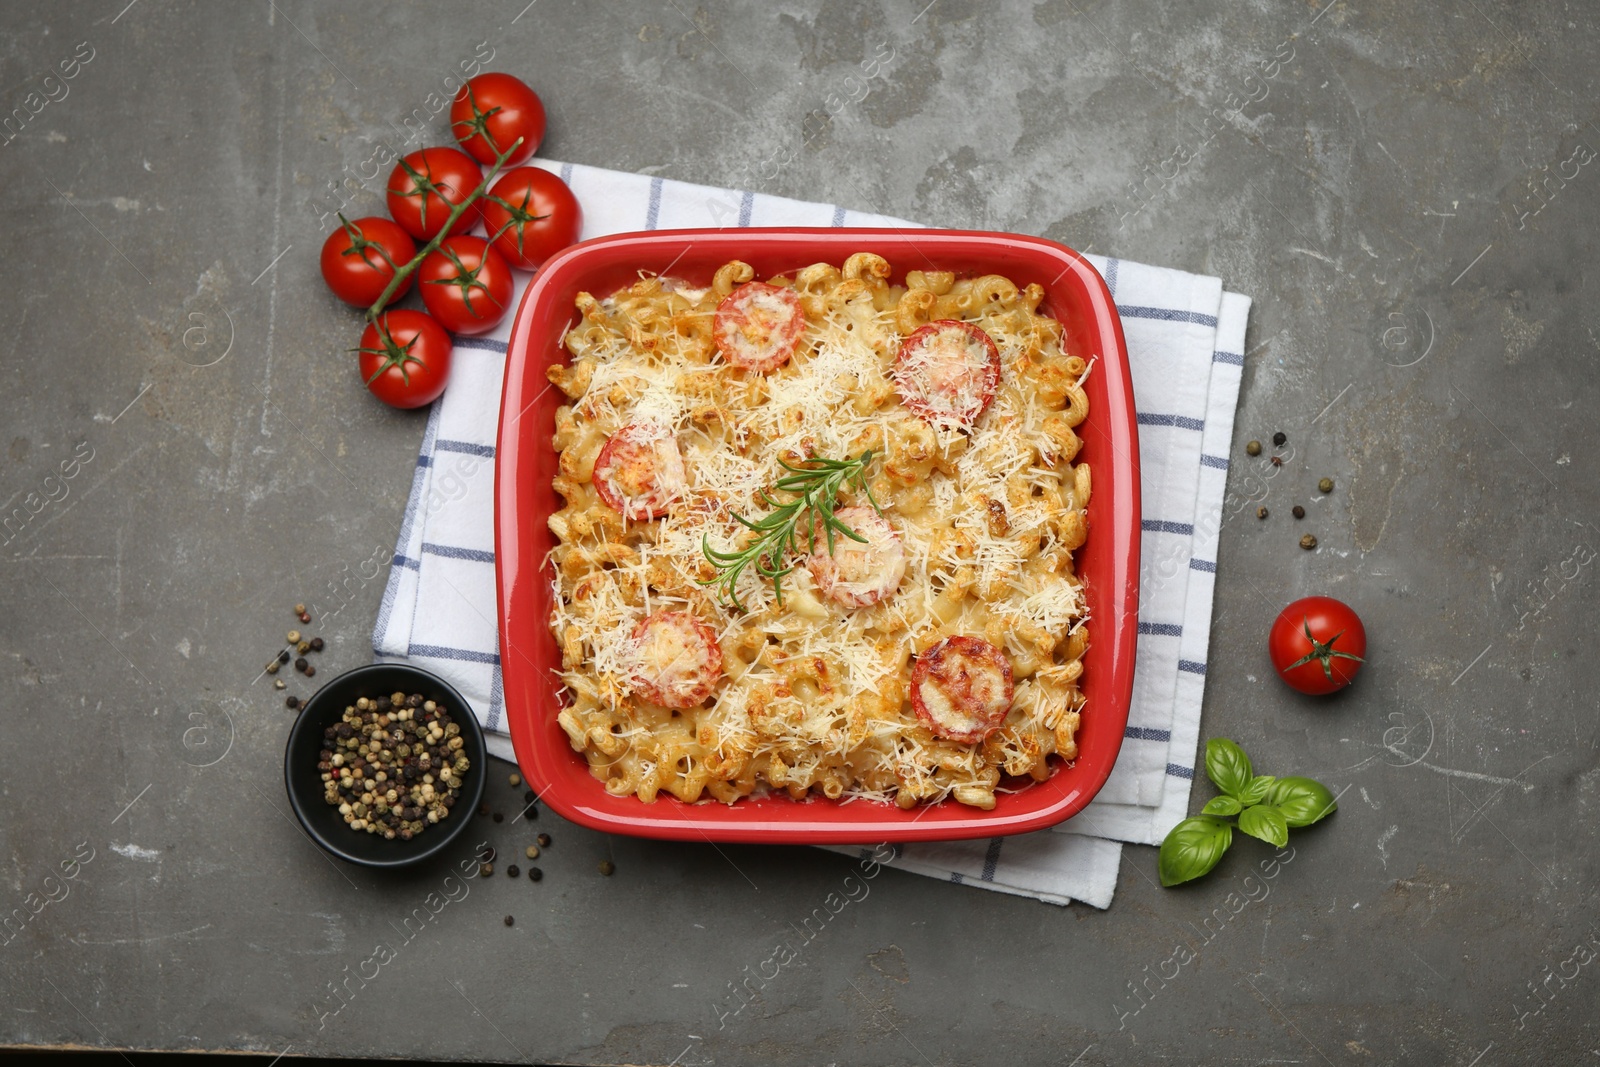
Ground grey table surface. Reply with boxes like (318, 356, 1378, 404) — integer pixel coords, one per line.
(3, 0, 1597, 1063)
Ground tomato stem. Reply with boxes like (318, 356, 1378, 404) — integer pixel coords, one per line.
(364, 136, 524, 325)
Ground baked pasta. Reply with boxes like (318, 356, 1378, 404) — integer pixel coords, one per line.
(545, 254, 1091, 810)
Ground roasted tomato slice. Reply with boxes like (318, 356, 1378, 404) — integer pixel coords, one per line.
(805, 506, 906, 609)
(629, 611, 724, 709)
(592, 422, 687, 520)
(713, 282, 806, 373)
(910, 635, 1015, 743)
(893, 320, 1001, 429)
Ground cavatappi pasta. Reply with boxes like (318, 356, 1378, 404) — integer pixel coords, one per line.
(545, 254, 1091, 809)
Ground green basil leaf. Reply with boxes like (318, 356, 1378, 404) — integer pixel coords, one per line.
(1240, 774, 1276, 805)
(1159, 816, 1233, 887)
(1265, 776, 1339, 827)
(1201, 795, 1243, 816)
(1204, 738, 1254, 799)
(1238, 804, 1290, 848)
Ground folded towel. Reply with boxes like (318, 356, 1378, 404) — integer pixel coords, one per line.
(374, 160, 1249, 909)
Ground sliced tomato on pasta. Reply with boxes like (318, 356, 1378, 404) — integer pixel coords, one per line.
(592, 422, 687, 520)
(629, 611, 724, 709)
(805, 506, 906, 609)
(713, 282, 806, 373)
(893, 320, 1001, 429)
(910, 635, 1014, 744)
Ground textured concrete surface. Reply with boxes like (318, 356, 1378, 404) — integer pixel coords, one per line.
(3, 1, 1598, 1063)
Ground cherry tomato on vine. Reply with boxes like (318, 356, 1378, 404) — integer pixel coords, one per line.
(319, 215, 417, 308)
(418, 236, 514, 335)
(1268, 596, 1367, 695)
(480, 166, 582, 271)
(385, 147, 483, 242)
(450, 73, 545, 166)
(355, 310, 453, 410)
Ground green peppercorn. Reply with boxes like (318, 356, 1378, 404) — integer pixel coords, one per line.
(1318, 477, 1334, 493)
(1245, 440, 1261, 456)
(509, 773, 522, 787)
(598, 860, 615, 876)
(1300, 534, 1317, 550)
(1256, 506, 1269, 520)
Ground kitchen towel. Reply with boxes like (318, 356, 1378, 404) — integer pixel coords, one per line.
(373, 160, 1250, 909)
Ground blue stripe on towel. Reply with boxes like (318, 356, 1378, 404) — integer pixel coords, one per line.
(1118, 305, 1219, 328)
(1137, 412, 1206, 431)
(421, 542, 495, 563)
(1142, 519, 1195, 535)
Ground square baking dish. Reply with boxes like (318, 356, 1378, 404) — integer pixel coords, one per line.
(495, 228, 1139, 843)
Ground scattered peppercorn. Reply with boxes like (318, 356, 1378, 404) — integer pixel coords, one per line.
(524, 790, 536, 804)
(310, 637, 325, 652)
(1270, 455, 1283, 468)
(296, 640, 311, 655)
(598, 860, 615, 876)
(481, 846, 496, 863)
(274, 679, 286, 690)
(509, 773, 522, 787)
(536, 833, 551, 847)
(287, 629, 301, 644)
(278, 650, 291, 664)
(525, 845, 540, 860)
(528, 867, 543, 882)
(299, 611, 312, 624)
(1318, 477, 1334, 494)
(294, 603, 306, 615)
(507, 864, 520, 878)
(504, 915, 514, 927)
(479, 803, 490, 817)
(1257, 506, 1269, 520)
(480, 862, 494, 877)
(266, 660, 281, 674)
(295, 657, 309, 673)
(1300, 534, 1318, 550)
(286, 696, 300, 710)
(1245, 440, 1262, 456)
(1292, 505, 1305, 519)
(304, 665, 316, 678)
(1272, 431, 1287, 447)
(493, 812, 504, 823)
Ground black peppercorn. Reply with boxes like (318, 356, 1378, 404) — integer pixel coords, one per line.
(528, 867, 543, 882)
(493, 812, 504, 823)
(507, 864, 520, 878)
(278, 649, 291, 664)
(524, 790, 537, 804)
(480, 846, 496, 863)
(295, 657, 308, 673)
(1292, 505, 1305, 519)
(1272, 431, 1287, 447)
(479, 803, 490, 817)
(536, 833, 551, 847)
(504, 915, 514, 927)
(310, 637, 325, 651)
(286, 696, 300, 710)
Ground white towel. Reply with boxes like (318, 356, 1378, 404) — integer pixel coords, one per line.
(373, 160, 1249, 909)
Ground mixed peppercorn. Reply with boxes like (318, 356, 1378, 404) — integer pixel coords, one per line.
(1243, 431, 1336, 550)
(319, 691, 472, 839)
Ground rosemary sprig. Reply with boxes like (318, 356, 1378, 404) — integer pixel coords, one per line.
(700, 450, 880, 610)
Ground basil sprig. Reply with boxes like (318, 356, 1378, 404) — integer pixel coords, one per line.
(1158, 739, 1337, 887)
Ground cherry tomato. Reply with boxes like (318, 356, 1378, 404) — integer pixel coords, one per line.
(480, 166, 582, 271)
(417, 237, 514, 336)
(911, 636, 1014, 743)
(385, 147, 483, 242)
(629, 611, 723, 709)
(356, 310, 453, 410)
(592, 423, 686, 520)
(806, 506, 906, 608)
(450, 73, 546, 166)
(714, 282, 806, 373)
(319, 216, 416, 308)
(1268, 596, 1367, 695)
(894, 320, 1001, 429)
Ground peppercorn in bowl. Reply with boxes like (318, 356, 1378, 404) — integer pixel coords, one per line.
(284, 663, 487, 868)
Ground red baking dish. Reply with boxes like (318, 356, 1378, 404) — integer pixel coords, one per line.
(495, 228, 1139, 843)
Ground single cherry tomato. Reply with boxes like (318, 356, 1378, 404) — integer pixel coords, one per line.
(417, 236, 514, 336)
(893, 319, 1001, 429)
(355, 310, 453, 410)
(629, 611, 723, 709)
(592, 423, 687, 520)
(319, 215, 417, 308)
(1268, 596, 1367, 695)
(911, 636, 1014, 743)
(450, 73, 546, 166)
(480, 166, 582, 271)
(713, 282, 806, 373)
(385, 147, 484, 242)
(806, 506, 906, 608)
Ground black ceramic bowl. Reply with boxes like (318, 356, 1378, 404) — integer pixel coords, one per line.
(284, 663, 488, 868)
